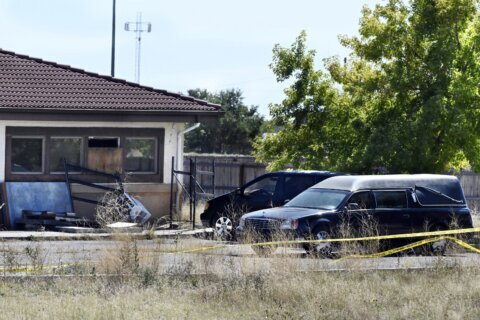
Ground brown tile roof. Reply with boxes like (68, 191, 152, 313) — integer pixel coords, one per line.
(0, 49, 221, 113)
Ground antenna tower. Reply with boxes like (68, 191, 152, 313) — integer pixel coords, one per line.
(124, 12, 152, 83)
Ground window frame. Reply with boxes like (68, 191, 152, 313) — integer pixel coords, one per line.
(10, 135, 45, 175)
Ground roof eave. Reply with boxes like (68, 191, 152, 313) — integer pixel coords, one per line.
(0, 108, 224, 123)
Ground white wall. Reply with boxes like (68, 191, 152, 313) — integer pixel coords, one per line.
(0, 121, 186, 183)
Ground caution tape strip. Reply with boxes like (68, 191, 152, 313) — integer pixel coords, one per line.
(2, 228, 480, 272)
(172, 227, 480, 254)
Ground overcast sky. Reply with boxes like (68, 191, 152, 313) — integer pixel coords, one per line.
(0, 0, 381, 116)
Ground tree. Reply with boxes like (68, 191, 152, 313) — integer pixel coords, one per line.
(255, 0, 480, 173)
(185, 89, 264, 154)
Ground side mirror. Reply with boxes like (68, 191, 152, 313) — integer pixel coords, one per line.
(283, 199, 290, 205)
(235, 188, 243, 196)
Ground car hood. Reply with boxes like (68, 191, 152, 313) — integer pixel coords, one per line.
(208, 190, 237, 205)
(241, 206, 330, 220)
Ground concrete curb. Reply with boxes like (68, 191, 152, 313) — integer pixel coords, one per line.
(0, 228, 213, 241)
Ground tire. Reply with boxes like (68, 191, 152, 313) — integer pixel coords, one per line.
(213, 215, 234, 241)
(303, 226, 338, 259)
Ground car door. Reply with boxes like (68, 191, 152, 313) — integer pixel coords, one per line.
(372, 189, 411, 234)
(344, 191, 375, 235)
(242, 174, 280, 211)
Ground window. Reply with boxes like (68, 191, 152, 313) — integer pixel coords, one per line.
(374, 190, 407, 208)
(284, 175, 315, 200)
(6, 127, 164, 182)
(88, 137, 119, 148)
(124, 138, 156, 173)
(11, 137, 44, 173)
(285, 189, 348, 210)
(49, 137, 82, 173)
(348, 191, 374, 209)
(244, 176, 278, 196)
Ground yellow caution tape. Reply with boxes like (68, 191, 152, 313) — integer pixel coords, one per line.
(169, 227, 480, 255)
(2, 229, 479, 273)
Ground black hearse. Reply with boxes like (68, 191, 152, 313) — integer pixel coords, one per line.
(236, 174, 473, 256)
(200, 170, 339, 239)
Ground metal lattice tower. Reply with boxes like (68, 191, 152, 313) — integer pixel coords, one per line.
(124, 12, 152, 83)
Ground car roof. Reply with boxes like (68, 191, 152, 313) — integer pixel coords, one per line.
(313, 174, 463, 195)
(272, 170, 339, 176)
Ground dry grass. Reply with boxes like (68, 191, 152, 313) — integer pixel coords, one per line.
(0, 266, 479, 319)
(0, 210, 479, 319)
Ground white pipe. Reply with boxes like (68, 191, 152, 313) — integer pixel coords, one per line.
(176, 122, 200, 170)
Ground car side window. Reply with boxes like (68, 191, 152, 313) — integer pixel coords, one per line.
(374, 190, 407, 208)
(347, 191, 373, 209)
(284, 175, 316, 200)
(244, 176, 278, 196)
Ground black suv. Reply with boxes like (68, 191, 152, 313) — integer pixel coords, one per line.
(200, 170, 339, 239)
(236, 174, 473, 256)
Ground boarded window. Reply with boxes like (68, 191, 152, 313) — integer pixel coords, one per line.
(11, 137, 44, 173)
(49, 137, 82, 172)
(125, 138, 156, 173)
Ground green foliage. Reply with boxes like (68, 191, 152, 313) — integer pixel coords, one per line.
(185, 89, 264, 154)
(255, 0, 480, 173)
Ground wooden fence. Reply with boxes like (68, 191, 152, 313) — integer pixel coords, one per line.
(457, 172, 480, 211)
(184, 154, 480, 211)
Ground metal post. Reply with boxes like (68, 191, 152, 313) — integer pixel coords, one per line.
(192, 158, 197, 230)
(111, 0, 116, 77)
(212, 158, 216, 197)
(63, 158, 75, 213)
(169, 156, 174, 229)
(189, 158, 193, 225)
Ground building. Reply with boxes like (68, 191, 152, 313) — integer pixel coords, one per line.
(0, 49, 222, 226)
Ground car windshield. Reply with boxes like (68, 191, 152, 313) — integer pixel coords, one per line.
(285, 189, 349, 210)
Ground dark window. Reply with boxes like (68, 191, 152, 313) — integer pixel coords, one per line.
(125, 138, 156, 173)
(284, 175, 315, 200)
(348, 191, 374, 209)
(49, 137, 82, 172)
(374, 191, 407, 208)
(244, 176, 278, 196)
(11, 137, 44, 173)
(88, 137, 119, 148)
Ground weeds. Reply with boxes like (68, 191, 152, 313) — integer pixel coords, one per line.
(95, 191, 130, 227)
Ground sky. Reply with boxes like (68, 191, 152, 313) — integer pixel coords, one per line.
(0, 0, 382, 117)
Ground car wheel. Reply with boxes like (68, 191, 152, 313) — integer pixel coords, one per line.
(303, 227, 337, 259)
(213, 216, 234, 241)
(251, 245, 274, 256)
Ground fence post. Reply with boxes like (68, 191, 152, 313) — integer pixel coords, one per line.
(212, 158, 216, 197)
(192, 157, 197, 230)
(189, 158, 193, 225)
(169, 156, 174, 229)
(239, 163, 245, 186)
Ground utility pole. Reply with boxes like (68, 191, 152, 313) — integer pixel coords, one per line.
(124, 12, 152, 83)
(111, 0, 116, 77)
